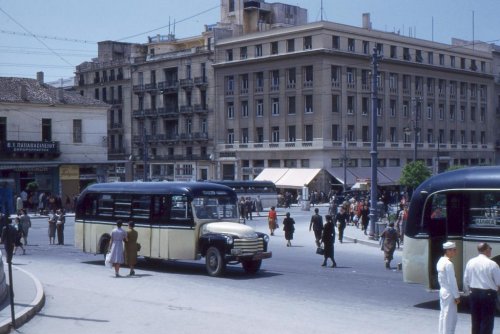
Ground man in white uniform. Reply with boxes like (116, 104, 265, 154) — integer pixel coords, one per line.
(463, 242, 500, 334)
(436, 241, 460, 334)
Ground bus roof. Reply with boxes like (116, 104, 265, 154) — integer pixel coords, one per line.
(80, 181, 236, 196)
(415, 166, 500, 196)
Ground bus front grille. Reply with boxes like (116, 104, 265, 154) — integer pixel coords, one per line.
(233, 238, 264, 254)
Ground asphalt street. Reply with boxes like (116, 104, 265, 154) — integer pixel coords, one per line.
(3, 205, 495, 334)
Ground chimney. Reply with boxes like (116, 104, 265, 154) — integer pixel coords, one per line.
(57, 87, 64, 102)
(36, 71, 44, 84)
(362, 13, 372, 30)
(19, 84, 28, 101)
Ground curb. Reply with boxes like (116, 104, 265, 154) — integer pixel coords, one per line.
(0, 266, 45, 334)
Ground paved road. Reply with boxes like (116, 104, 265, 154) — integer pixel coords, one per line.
(9, 207, 488, 333)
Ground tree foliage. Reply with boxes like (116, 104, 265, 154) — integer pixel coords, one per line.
(399, 161, 432, 190)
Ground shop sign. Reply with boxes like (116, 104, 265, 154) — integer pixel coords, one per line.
(4, 141, 59, 153)
(60, 165, 80, 180)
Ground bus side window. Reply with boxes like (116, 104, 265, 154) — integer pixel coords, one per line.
(170, 195, 194, 226)
(151, 195, 168, 224)
(132, 195, 151, 221)
(427, 194, 447, 235)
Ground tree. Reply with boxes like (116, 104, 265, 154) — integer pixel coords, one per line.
(399, 161, 432, 192)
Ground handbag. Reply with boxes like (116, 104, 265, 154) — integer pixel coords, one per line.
(316, 246, 324, 255)
(136, 243, 141, 252)
(104, 252, 112, 267)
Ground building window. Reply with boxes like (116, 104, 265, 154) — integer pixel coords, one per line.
(226, 75, 234, 94)
(227, 129, 234, 144)
(227, 102, 234, 119)
(471, 131, 476, 144)
(332, 95, 340, 113)
(362, 97, 369, 116)
(427, 129, 434, 143)
(73, 119, 82, 143)
(256, 127, 264, 143)
(256, 99, 264, 117)
(271, 98, 280, 115)
(304, 95, 313, 113)
(301, 159, 310, 168)
(427, 52, 434, 64)
(303, 65, 313, 85)
(348, 38, 355, 52)
(390, 99, 396, 117)
(240, 46, 247, 59)
(450, 56, 456, 68)
(255, 44, 263, 57)
(241, 101, 249, 117)
(241, 128, 248, 143)
(390, 127, 397, 142)
(271, 41, 278, 55)
(415, 50, 423, 63)
(255, 72, 264, 91)
(271, 70, 279, 89)
(42, 118, 52, 141)
(240, 74, 249, 93)
(449, 105, 455, 120)
(460, 105, 466, 121)
(303, 36, 312, 50)
(403, 48, 411, 61)
(347, 96, 355, 114)
(362, 41, 369, 54)
(377, 98, 383, 116)
(402, 101, 409, 118)
(288, 96, 296, 115)
(287, 39, 295, 52)
(288, 125, 296, 142)
(331, 66, 340, 84)
(272, 127, 280, 142)
(331, 124, 339, 141)
(470, 106, 476, 121)
(362, 126, 369, 142)
(439, 54, 445, 65)
(390, 45, 397, 59)
(427, 103, 433, 120)
(286, 68, 296, 88)
(480, 106, 486, 122)
(439, 104, 445, 120)
(347, 125, 355, 141)
(304, 124, 313, 141)
(332, 35, 340, 49)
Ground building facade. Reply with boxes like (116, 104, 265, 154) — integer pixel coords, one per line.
(0, 74, 109, 213)
(213, 18, 495, 181)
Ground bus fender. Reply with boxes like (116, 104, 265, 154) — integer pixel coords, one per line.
(199, 233, 231, 257)
(98, 234, 111, 255)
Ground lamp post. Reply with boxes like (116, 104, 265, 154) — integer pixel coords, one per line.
(342, 135, 348, 193)
(142, 122, 148, 181)
(411, 97, 422, 162)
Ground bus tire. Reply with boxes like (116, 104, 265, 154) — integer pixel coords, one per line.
(98, 235, 111, 259)
(205, 246, 225, 277)
(242, 259, 262, 274)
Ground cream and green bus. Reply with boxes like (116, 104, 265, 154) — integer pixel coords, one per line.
(75, 182, 271, 276)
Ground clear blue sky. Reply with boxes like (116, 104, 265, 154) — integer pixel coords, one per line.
(0, 0, 498, 82)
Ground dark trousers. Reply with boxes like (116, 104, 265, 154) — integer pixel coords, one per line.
(56, 225, 64, 245)
(470, 289, 496, 334)
(338, 224, 346, 242)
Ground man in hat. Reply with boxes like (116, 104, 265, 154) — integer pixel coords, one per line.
(436, 241, 460, 334)
(463, 242, 500, 334)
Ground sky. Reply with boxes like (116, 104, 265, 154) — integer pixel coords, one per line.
(0, 0, 498, 83)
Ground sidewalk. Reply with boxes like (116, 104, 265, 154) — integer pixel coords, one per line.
(0, 264, 45, 334)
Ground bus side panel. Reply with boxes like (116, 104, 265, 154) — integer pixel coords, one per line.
(402, 237, 430, 287)
(168, 227, 196, 260)
(74, 221, 84, 251)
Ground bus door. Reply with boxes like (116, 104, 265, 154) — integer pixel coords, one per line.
(427, 193, 465, 289)
(166, 195, 196, 259)
(149, 195, 169, 259)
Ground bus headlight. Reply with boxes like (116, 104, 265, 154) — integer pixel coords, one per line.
(263, 235, 270, 243)
(224, 235, 234, 245)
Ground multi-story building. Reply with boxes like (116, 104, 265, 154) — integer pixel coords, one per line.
(0, 73, 109, 212)
(75, 41, 147, 181)
(213, 15, 495, 185)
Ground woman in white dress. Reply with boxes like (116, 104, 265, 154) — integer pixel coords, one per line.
(108, 220, 128, 277)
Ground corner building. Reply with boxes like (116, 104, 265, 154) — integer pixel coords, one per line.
(213, 19, 495, 180)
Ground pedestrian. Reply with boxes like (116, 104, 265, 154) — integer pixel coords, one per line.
(309, 207, 323, 247)
(335, 206, 349, 243)
(282, 212, 295, 247)
(396, 203, 408, 244)
(360, 202, 369, 235)
(124, 221, 139, 276)
(437, 241, 460, 334)
(55, 209, 65, 245)
(239, 196, 246, 224)
(15, 194, 23, 213)
(47, 210, 57, 245)
(268, 206, 277, 236)
(19, 209, 31, 246)
(1, 218, 17, 263)
(254, 195, 263, 216)
(321, 215, 337, 268)
(13, 218, 26, 255)
(108, 220, 128, 277)
(380, 221, 399, 269)
(245, 197, 253, 220)
(463, 242, 500, 334)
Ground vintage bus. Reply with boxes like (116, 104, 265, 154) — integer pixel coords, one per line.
(209, 180, 278, 209)
(403, 166, 500, 296)
(75, 182, 271, 276)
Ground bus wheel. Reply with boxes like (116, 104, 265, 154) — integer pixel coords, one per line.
(205, 247, 225, 277)
(242, 259, 262, 274)
(98, 236, 110, 259)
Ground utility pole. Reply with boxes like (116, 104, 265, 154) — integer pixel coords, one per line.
(342, 135, 348, 193)
(369, 48, 382, 239)
(143, 122, 148, 181)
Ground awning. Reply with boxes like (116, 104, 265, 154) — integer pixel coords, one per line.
(327, 167, 402, 186)
(253, 168, 287, 184)
(275, 168, 322, 189)
(254, 168, 323, 189)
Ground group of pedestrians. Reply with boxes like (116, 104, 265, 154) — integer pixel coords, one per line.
(107, 220, 139, 277)
(307, 207, 338, 268)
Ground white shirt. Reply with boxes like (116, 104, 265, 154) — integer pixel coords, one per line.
(463, 254, 500, 293)
(436, 255, 460, 299)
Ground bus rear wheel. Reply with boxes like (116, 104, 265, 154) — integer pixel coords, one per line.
(242, 259, 262, 274)
(205, 246, 226, 277)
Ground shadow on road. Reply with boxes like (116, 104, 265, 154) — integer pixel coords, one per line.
(81, 258, 282, 280)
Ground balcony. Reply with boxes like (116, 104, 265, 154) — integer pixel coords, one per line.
(132, 110, 145, 118)
(193, 104, 209, 114)
(145, 83, 157, 92)
(179, 78, 194, 90)
(157, 81, 179, 93)
(157, 107, 179, 118)
(180, 105, 193, 114)
(194, 76, 208, 89)
(192, 132, 209, 141)
(144, 109, 158, 117)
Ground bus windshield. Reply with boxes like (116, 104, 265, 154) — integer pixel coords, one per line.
(192, 194, 238, 220)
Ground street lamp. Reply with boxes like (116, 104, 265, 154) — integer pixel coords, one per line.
(404, 97, 422, 162)
(342, 135, 348, 193)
